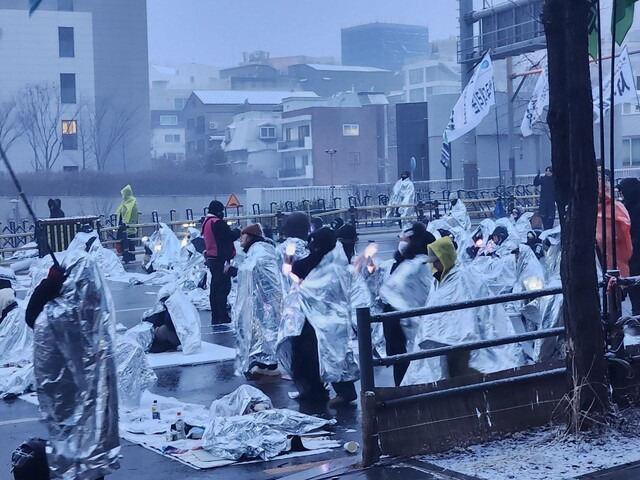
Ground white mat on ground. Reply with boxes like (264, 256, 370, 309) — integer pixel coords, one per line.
(120, 430, 337, 470)
(146, 341, 235, 369)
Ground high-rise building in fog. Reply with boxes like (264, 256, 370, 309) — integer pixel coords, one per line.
(341, 22, 429, 72)
(0, 0, 150, 172)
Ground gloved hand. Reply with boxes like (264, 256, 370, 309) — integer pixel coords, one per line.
(25, 265, 66, 329)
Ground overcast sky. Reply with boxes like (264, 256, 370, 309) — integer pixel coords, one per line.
(147, 0, 459, 68)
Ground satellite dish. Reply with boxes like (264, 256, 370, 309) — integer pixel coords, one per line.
(410, 156, 417, 173)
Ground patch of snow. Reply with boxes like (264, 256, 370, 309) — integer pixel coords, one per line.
(421, 415, 640, 480)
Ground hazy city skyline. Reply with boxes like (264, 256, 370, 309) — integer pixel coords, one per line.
(147, 0, 459, 68)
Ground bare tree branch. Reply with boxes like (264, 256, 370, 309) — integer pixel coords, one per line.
(0, 98, 24, 152)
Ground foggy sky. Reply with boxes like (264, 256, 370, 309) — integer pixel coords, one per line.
(147, 0, 459, 68)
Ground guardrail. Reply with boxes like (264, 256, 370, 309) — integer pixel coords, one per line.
(356, 286, 568, 466)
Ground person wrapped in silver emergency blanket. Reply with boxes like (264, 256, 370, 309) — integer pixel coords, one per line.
(227, 224, 283, 377)
(379, 223, 435, 386)
(276, 213, 310, 295)
(445, 192, 471, 231)
(142, 222, 182, 273)
(26, 252, 120, 480)
(278, 227, 359, 405)
(66, 227, 126, 278)
(386, 171, 416, 226)
(403, 236, 525, 386)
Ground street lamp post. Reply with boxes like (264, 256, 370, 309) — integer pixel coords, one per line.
(325, 148, 337, 187)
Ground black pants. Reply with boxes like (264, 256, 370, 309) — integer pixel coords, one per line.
(382, 305, 409, 386)
(291, 321, 356, 400)
(207, 257, 231, 324)
(539, 200, 556, 230)
(629, 256, 640, 315)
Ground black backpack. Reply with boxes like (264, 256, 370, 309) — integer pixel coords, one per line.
(11, 438, 50, 480)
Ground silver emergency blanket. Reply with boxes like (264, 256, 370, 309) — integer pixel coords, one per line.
(428, 219, 473, 262)
(0, 266, 18, 289)
(115, 337, 157, 407)
(513, 245, 546, 294)
(445, 200, 471, 231)
(403, 265, 524, 385)
(470, 219, 496, 257)
(540, 226, 562, 282)
(67, 231, 126, 278)
(0, 365, 34, 399)
(513, 212, 534, 242)
(202, 386, 335, 460)
(357, 255, 393, 356)
(0, 302, 33, 366)
(387, 178, 416, 221)
(233, 241, 283, 374)
(8, 242, 38, 260)
(276, 237, 309, 295)
(33, 252, 120, 479)
(123, 321, 154, 352)
(379, 255, 432, 352)
(165, 287, 202, 354)
(143, 223, 182, 272)
(209, 385, 272, 417)
(278, 244, 359, 383)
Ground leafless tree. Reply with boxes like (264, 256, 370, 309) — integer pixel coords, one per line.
(0, 98, 24, 152)
(86, 98, 139, 171)
(15, 83, 81, 171)
(76, 106, 94, 170)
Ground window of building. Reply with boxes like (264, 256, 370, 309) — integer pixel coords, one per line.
(61, 120, 77, 150)
(408, 68, 424, 85)
(159, 115, 178, 126)
(342, 124, 360, 136)
(623, 102, 640, 115)
(285, 127, 293, 141)
(187, 118, 195, 130)
(298, 124, 310, 138)
(60, 73, 76, 104)
(58, 27, 74, 58)
(57, 0, 73, 11)
(260, 125, 276, 139)
(623, 137, 640, 166)
(409, 88, 425, 102)
(164, 134, 180, 143)
(174, 98, 186, 110)
(302, 154, 309, 166)
(283, 156, 296, 170)
(348, 152, 361, 165)
(190, 76, 195, 84)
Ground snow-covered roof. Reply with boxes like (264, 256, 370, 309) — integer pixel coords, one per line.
(193, 90, 318, 105)
(303, 64, 390, 73)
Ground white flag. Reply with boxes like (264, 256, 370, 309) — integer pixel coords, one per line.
(521, 69, 549, 137)
(593, 46, 637, 122)
(443, 52, 495, 144)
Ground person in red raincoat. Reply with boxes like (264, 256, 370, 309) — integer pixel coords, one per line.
(597, 182, 633, 277)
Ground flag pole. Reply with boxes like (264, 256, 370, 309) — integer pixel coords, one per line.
(0, 142, 59, 267)
(610, 0, 618, 272)
(596, 0, 608, 315)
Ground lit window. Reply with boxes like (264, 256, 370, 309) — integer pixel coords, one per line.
(343, 124, 359, 136)
(62, 120, 77, 150)
(260, 126, 276, 139)
(159, 115, 178, 126)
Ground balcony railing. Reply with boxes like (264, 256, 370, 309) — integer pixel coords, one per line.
(278, 167, 307, 178)
(278, 137, 310, 151)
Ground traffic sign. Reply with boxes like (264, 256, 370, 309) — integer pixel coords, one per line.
(226, 193, 241, 208)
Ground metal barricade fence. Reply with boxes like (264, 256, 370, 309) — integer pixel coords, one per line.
(356, 285, 567, 466)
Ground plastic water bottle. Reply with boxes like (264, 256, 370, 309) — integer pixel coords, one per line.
(175, 411, 186, 440)
(151, 400, 160, 420)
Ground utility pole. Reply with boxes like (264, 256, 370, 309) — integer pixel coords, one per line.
(325, 148, 337, 187)
(459, 0, 478, 189)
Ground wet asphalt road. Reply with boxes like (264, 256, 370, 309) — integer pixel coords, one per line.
(0, 232, 416, 480)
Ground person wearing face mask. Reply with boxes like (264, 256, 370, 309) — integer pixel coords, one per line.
(276, 213, 310, 295)
(378, 223, 436, 386)
(403, 237, 524, 385)
(227, 224, 283, 378)
(278, 227, 359, 405)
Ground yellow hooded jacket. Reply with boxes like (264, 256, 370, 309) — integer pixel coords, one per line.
(429, 236, 457, 282)
(116, 185, 138, 236)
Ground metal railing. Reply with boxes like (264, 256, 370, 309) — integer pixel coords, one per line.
(356, 285, 566, 466)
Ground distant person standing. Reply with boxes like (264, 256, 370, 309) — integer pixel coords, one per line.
(47, 198, 65, 218)
(116, 185, 138, 263)
(202, 200, 240, 328)
(534, 166, 556, 230)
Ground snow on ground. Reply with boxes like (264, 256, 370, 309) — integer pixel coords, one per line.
(422, 410, 640, 479)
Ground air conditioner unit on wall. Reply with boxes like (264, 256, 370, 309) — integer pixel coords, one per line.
(209, 121, 217, 130)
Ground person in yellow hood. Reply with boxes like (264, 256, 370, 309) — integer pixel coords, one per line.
(402, 235, 524, 385)
(116, 185, 138, 263)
